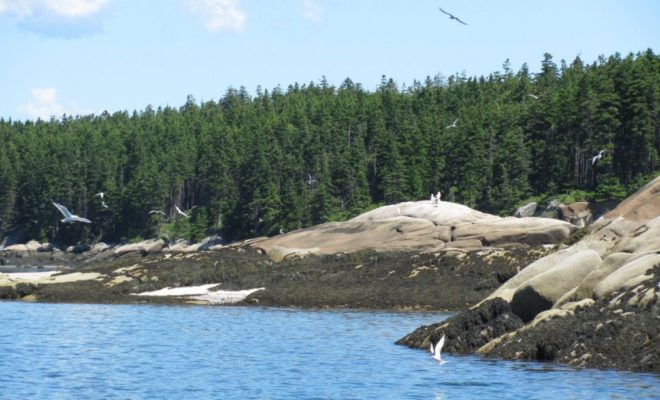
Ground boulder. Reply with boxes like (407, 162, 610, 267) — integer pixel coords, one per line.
(572, 253, 634, 299)
(197, 236, 226, 251)
(396, 298, 524, 354)
(145, 239, 166, 255)
(25, 240, 41, 251)
(509, 250, 602, 322)
(2, 244, 28, 252)
(559, 201, 592, 227)
(253, 200, 575, 260)
(514, 202, 537, 218)
(37, 243, 55, 252)
(113, 242, 147, 257)
(593, 253, 660, 299)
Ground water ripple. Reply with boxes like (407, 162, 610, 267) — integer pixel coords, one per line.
(0, 302, 657, 399)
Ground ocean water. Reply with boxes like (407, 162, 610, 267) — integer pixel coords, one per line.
(0, 302, 657, 399)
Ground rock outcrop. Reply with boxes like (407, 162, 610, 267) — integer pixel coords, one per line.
(399, 176, 660, 372)
(251, 200, 575, 260)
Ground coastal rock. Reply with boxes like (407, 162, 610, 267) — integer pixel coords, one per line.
(593, 253, 660, 299)
(396, 298, 524, 354)
(509, 250, 602, 322)
(37, 242, 55, 252)
(252, 201, 574, 259)
(2, 244, 28, 252)
(514, 202, 537, 218)
(401, 175, 660, 372)
(25, 240, 41, 252)
(559, 201, 592, 227)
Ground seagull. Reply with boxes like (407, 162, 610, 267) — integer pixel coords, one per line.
(279, 228, 285, 234)
(527, 94, 540, 100)
(436, 191, 442, 201)
(445, 118, 459, 129)
(95, 192, 104, 199)
(591, 149, 607, 165)
(307, 174, 318, 185)
(101, 201, 109, 209)
(52, 201, 91, 224)
(175, 206, 189, 218)
(149, 210, 166, 216)
(438, 7, 467, 25)
(430, 193, 436, 203)
(430, 334, 446, 363)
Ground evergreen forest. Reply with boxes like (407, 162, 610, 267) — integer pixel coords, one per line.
(0, 50, 658, 245)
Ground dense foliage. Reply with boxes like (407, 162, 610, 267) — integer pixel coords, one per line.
(1, 50, 658, 244)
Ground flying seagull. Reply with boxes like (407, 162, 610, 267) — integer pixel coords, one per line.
(307, 174, 318, 185)
(52, 201, 91, 224)
(591, 149, 607, 165)
(445, 118, 459, 129)
(101, 201, 109, 209)
(175, 206, 189, 218)
(438, 7, 467, 25)
(95, 192, 105, 199)
(149, 210, 166, 216)
(527, 94, 540, 100)
(430, 334, 446, 363)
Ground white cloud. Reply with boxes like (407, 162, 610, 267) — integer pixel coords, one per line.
(187, 0, 246, 32)
(0, 0, 110, 38)
(44, 0, 109, 17)
(0, 0, 109, 19)
(19, 88, 65, 120)
(302, 0, 323, 24)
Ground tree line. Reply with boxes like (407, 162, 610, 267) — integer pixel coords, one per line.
(0, 50, 658, 245)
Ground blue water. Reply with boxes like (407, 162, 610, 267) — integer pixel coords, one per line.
(0, 302, 657, 399)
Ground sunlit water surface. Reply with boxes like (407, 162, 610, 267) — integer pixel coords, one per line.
(0, 302, 657, 399)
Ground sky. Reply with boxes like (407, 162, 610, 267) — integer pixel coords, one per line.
(1, 0, 659, 121)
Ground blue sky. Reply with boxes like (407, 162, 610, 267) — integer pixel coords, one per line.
(1, 0, 658, 121)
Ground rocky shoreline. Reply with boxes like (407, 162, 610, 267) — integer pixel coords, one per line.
(1, 182, 658, 373)
(397, 177, 659, 373)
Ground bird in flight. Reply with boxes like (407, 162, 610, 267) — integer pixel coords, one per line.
(527, 94, 540, 100)
(149, 210, 166, 216)
(591, 149, 607, 165)
(438, 7, 467, 25)
(430, 334, 446, 363)
(95, 192, 105, 199)
(52, 201, 92, 224)
(101, 201, 109, 209)
(307, 174, 318, 185)
(175, 206, 189, 218)
(445, 118, 459, 129)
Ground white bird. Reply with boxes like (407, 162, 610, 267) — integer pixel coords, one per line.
(95, 192, 104, 199)
(307, 174, 318, 185)
(438, 7, 468, 25)
(149, 210, 166, 216)
(279, 228, 285, 234)
(591, 149, 607, 165)
(430, 193, 436, 203)
(445, 118, 459, 129)
(436, 191, 442, 201)
(52, 201, 91, 224)
(527, 94, 540, 100)
(175, 206, 189, 218)
(101, 201, 109, 209)
(430, 334, 446, 363)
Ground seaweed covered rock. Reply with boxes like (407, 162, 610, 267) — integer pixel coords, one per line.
(396, 298, 523, 354)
